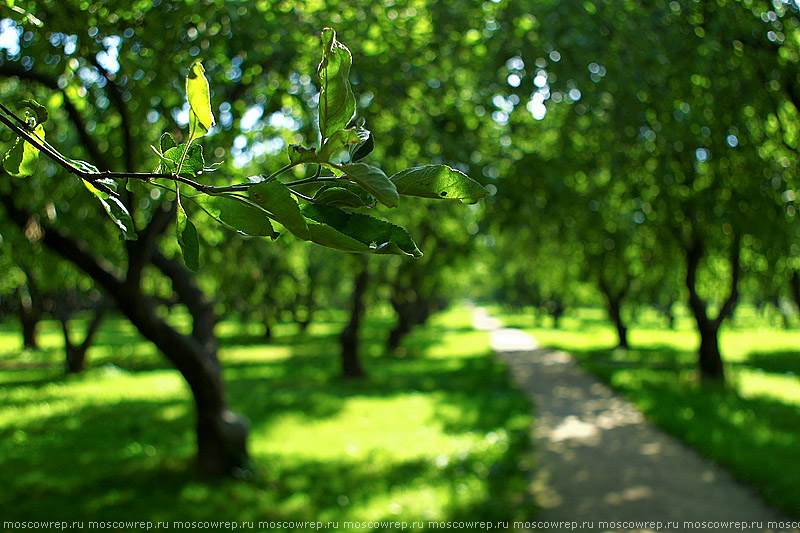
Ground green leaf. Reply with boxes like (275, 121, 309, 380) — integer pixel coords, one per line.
(305, 220, 374, 253)
(21, 99, 47, 125)
(176, 200, 200, 271)
(3, 138, 25, 176)
(186, 60, 215, 138)
(3, 124, 44, 177)
(317, 28, 356, 139)
(313, 182, 376, 208)
(318, 128, 360, 162)
(248, 180, 310, 239)
(163, 144, 205, 177)
(389, 165, 488, 203)
(81, 180, 138, 241)
(340, 162, 399, 208)
(301, 204, 421, 257)
(160, 132, 177, 153)
(288, 144, 318, 165)
(350, 126, 374, 162)
(192, 193, 278, 238)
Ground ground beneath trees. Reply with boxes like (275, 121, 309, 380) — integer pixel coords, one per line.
(472, 308, 794, 533)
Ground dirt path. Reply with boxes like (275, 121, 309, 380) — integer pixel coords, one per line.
(473, 309, 795, 533)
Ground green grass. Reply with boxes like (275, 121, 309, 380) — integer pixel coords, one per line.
(0, 306, 531, 531)
(493, 304, 800, 517)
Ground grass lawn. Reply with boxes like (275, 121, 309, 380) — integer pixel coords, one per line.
(0, 306, 531, 530)
(493, 304, 800, 517)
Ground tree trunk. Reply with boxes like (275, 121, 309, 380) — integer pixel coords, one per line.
(608, 296, 629, 349)
(20, 308, 40, 350)
(145, 255, 248, 474)
(387, 312, 409, 353)
(696, 319, 725, 380)
(684, 235, 740, 383)
(550, 299, 565, 329)
(340, 256, 368, 378)
(387, 283, 414, 353)
(1, 193, 249, 477)
(263, 318, 273, 341)
(62, 304, 108, 374)
(116, 291, 249, 475)
(18, 284, 40, 350)
(598, 279, 628, 349)
(662, 302, 676, 330)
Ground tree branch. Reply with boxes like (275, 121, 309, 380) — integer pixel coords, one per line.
(0, 188, 125, 294)
(684, 235, 711, 331)
(151, 250, 218, 354)
(0, 63, 110, 169)
(127, 200, 176, 288)
(714, 233, 741, 329)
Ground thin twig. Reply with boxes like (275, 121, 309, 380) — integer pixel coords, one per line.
(0, 106, 91, 179)
(0, 102, 318, 201)
(284, 175, 339, 187)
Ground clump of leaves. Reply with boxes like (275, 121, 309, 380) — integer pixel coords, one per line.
(1, 28, 487, 270)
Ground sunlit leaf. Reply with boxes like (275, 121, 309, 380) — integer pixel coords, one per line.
(163, 144, 205, 177)
(160, 132, 177, 153)
(193, 193, 278, 238)
(302, 204, 421, 257)
(81, 179, 138, 241)
(186, 60, 214, 139)
(189, 111, 208, 141)
(248, 180, 310, 239)
(317, 28, 356, 139)
(389, 165, 487, 203)
(340, 162, 399, 208)
(3, 124, 44, 177)
(176, 199, 200, 271)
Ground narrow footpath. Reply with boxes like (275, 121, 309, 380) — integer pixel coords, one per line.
(472, 308, 795, 533)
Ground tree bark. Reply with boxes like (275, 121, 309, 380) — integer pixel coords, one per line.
(1, 193, 249, 476)
(340, 256, 369, 378)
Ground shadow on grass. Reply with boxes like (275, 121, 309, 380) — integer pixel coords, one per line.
(736, 350, 800, 376)
(550, 343, 697, 372)
(0, 311, 532, 527)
